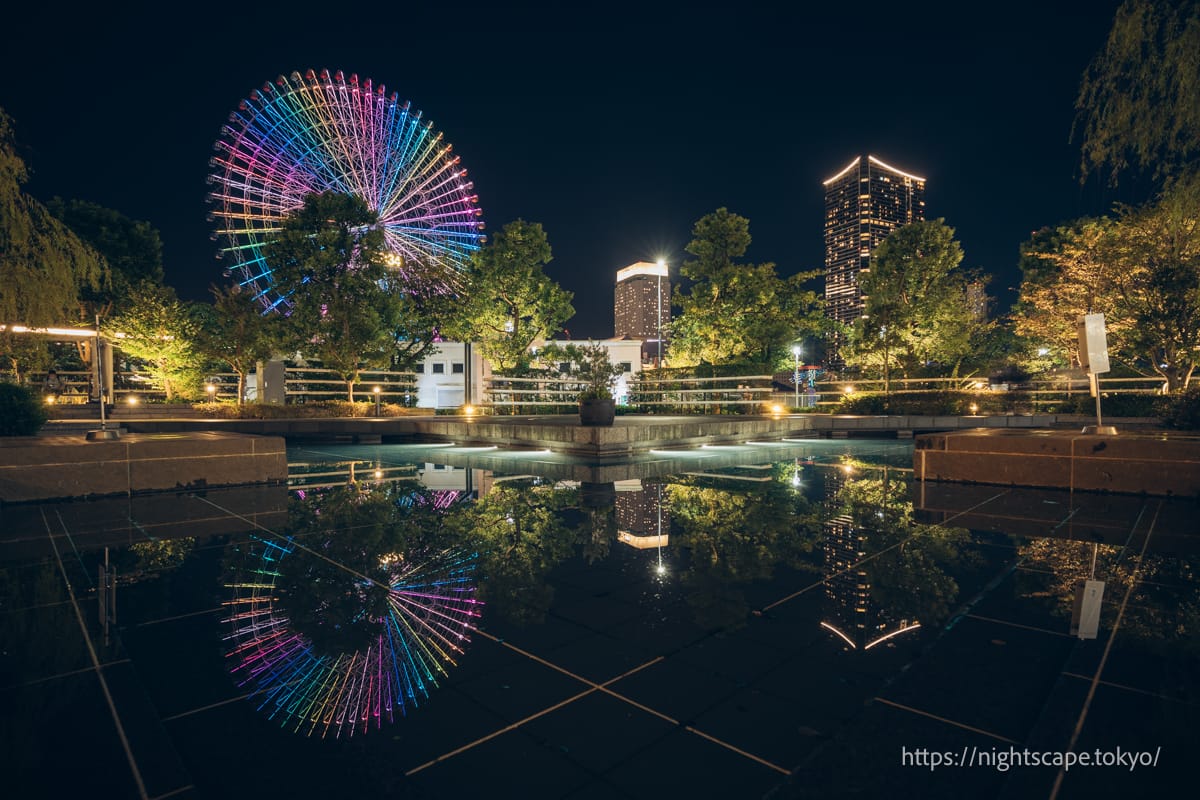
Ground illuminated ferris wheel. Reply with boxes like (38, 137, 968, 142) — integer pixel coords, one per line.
(208, 68, 485, 311)
(223, 532, 483, 738)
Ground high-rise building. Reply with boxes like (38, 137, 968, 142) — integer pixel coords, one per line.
(823, 155, 926, 365)
(614, 261, 670, 363)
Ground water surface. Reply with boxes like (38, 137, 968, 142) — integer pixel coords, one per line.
(1, 440, 1194, 799)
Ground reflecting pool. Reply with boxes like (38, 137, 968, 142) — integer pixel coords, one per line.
(1, 440, 1195, 799)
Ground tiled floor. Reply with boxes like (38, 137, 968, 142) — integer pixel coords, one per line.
(1, 442, 1195, 799)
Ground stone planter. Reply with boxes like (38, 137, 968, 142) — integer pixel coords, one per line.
(579, 397, 615, 427)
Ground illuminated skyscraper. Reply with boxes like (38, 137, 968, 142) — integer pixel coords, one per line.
(823, 155, 926, 365)
(614, 261, 670, 363)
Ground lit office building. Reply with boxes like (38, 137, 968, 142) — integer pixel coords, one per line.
(614, 261, 670, 364)
(823, 155, 925, 366)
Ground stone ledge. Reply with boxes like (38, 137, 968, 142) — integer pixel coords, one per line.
(0, 432, 287, 503)
(914, 429, 1200, 497)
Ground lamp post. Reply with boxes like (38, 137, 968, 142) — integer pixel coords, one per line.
(373, 385, 382, 416)
(655, 259, 667, 369)
(792, 345, 802, 408)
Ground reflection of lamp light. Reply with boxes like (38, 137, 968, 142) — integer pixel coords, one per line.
(655, 482, 667, 578)
(656, 259, 667, 368)
(792, 345, 801, 408)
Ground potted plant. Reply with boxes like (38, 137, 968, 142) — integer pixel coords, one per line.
(539, 342, 624, 426)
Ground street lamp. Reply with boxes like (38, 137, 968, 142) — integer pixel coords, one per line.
(373, 385, 382, 416)
(792, 345, 802, 408)
(206, 383, 216, 403)
(656, 259, 667, 369)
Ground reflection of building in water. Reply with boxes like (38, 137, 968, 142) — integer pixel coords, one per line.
(417, 463, 488, 502)
(614, 480, 671, 548)
(820, 468, 919, 650)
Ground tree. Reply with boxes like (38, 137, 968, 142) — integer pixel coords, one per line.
(534, 342, 624, 400)
(1075, 0, 1200, 186)
(843, 219, 983, 389)
(1013, 180, 1200, 392)
(1012, 218, 1118, 369)
(0, 107, 106, 376)
(265, 192, 407, 400)
(45, 197, 164, 316)
(444, 220, 574, 373)
(669, 208, 823, 367)
(1102, 178, 1200, 391)
(194, 284, 283, 405)
(108, 282, 204, 400)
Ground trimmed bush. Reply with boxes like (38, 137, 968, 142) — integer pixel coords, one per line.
(836, 390, 1007, 416)
(1162, 389, 1200, 430)
(0, 383, 49, 436)
(1048, 393, 1167, 418)
(196, 401, 429, 419)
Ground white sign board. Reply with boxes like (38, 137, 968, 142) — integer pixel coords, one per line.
(1077, 313, 1110, 375)
(1070, 579, 1106, 639)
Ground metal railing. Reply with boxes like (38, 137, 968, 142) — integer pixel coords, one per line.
(485, 376, 587, 413)
(629, 374, 776, 414)
(283, 367, 417, 404)
(20, 366, 419, 405)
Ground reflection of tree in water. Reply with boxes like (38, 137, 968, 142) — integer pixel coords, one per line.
(450, 481, 579, 626)
(222, 484, 482, 737)
(276, 486, 463, 655)
(127, 538, 195, 575)
(827, 464, 973, 642)
(666, 466, 819, 629)
(1016, 538, 1200, 656)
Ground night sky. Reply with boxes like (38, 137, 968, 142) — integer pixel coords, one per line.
(2, 0, 1129, 338)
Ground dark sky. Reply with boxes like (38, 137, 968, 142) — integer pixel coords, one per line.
(2, 0, 1129, 338)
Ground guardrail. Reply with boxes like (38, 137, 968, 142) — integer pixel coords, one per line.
(19, 366, 419, 405)
(629, 374, 777, 413)
(283, 367, 417, 404)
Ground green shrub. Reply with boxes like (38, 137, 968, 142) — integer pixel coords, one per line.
(196, 401, 430, 419)
(1162, 389, 1200, 430)
(1048, 393, 1167, 418)
(837, 390, 982, 415)
(0, 383, 49, 436)
(836, 389, 1045, 416)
